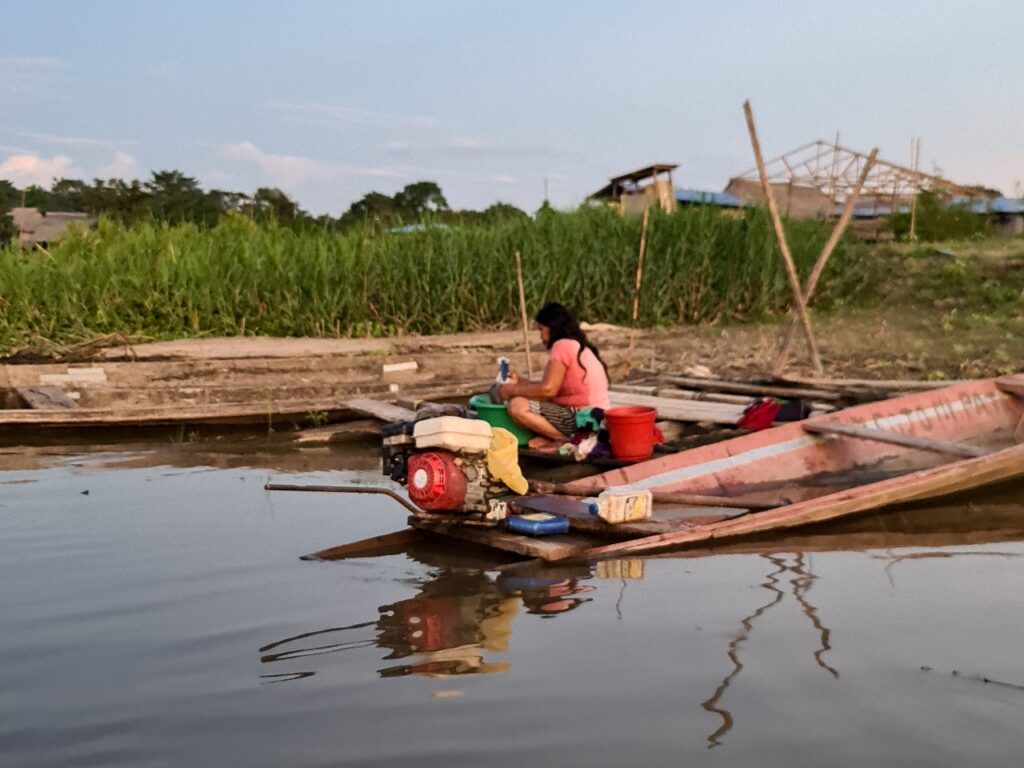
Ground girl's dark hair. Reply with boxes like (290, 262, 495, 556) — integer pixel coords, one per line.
(534, 302, 607, 378)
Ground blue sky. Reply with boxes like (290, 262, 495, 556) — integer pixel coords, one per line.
(2, 1, 1022, 214)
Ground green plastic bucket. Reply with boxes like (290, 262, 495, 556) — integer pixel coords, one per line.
(468, 393, 534, 446)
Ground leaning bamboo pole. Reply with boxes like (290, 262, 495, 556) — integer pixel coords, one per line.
(742, 100, 823, 374)
(773, 147, 879, 374)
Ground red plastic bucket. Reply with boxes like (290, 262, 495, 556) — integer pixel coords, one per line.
(605, 406, 657, 460)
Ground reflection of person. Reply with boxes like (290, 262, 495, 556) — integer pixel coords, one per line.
(497, 571, 595, 617)
(497, 302, 610, 450)
(376, 571, 517, 678)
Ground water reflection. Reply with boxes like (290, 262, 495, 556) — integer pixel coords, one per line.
(258, 551, 597, 681)
(701, 552, 837, 749)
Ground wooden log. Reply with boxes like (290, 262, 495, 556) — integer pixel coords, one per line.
(802, 422, 987, 458)
(15, 386, 78, 410)
(782, 375, 971, 392)
(301, 528, 423, 561)
(653, 375, 842, 401)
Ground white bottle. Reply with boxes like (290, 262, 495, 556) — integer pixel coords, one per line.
(586, 489, 652, 524)
(496, 356, 510, 383)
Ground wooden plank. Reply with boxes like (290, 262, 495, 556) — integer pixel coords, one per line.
(15, 386, 78, 410)
(0, 399, 373, 427)
(608, 392, 746, 424)
(343, 398, 416, 422)
(300, 528, 423, 560)
(995, 375, 1024, 399)
(511, 497, 730, 536)
(293, 419, 381, 444)
(411, 518, 598, 561)
(803, 421, 987, 458)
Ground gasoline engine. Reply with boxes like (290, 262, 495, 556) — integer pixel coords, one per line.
(382, 416, 506, 513)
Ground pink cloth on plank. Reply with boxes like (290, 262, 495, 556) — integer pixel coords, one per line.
(548, 338, 610, 409)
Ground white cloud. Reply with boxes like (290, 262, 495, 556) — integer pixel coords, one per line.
(265, 102, 436, 131)
(492, 175, 516, 184)
(23, 132, 113, 148)
(223, 141, 402, 189)
(95, 152, 139, 179)
(0, 57, 64, 97)
(0, 153, 77, 187)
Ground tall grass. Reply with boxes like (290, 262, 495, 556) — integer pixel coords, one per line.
(0, 207, 881, 352)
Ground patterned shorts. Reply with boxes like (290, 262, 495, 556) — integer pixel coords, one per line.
(528, 400, 578, 438)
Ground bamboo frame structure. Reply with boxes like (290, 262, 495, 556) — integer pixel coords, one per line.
(733, 138, 983, 206)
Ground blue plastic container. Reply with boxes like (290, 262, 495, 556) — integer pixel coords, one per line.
(506, 512, 570, 536)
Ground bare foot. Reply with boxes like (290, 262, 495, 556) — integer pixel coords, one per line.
(527, 436, 563, 452)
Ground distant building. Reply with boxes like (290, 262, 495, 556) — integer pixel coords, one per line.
(588, 164, 678, 214)
(9, 207, 94, 248)
(969, 197, 1024, 237)
(675, 188, 744, 209)
(724, 177, 834, 220)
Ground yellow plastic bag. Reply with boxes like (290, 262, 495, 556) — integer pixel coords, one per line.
(486, 427, 529, 495)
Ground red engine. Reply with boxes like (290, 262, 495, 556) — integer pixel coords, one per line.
(407, 451, 467, 511)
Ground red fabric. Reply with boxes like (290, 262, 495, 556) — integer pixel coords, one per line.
(737, 399, 781, 431)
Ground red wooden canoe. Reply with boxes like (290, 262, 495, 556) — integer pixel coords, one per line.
(555, 376, 1024, 560)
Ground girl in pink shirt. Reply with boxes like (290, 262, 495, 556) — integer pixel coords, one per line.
(497, 302, 610, 450)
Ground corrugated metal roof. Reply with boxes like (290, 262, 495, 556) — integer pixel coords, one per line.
(675, 189, 743, 208)
(969, 197, 1024, 215)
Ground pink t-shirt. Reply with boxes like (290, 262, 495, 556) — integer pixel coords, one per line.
(548, 338, 610, 409)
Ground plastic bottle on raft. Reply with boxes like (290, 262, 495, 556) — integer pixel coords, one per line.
(585, 488, 652, 524)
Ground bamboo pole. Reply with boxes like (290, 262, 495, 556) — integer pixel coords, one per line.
(909, 137, 921, 241)
(773, 147, 879, 374)
(629, 206, 651, 349)
(742, 100, 823, 374)
(515, 250, 533, 378)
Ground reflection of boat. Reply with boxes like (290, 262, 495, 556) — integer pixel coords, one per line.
(257, 546, 596, 682)
(407, 378, 1024, 561)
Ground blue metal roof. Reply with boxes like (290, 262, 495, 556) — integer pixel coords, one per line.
(969, 197, 1024, 215)
(675, 189, 744, 208)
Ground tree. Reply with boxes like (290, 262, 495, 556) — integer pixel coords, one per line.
(82, 178, 151, 225)
(0, 179, 17, 242)
(48, 178, 87, 212)
(481, 202, 528, 223)
(22, 185, 50, 209)
(338, 191, 400, 230)
(145, 170, 208, 224)
(252, 187, 302, 222)
(393, 181, 448, 217)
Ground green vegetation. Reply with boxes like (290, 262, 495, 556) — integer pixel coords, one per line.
(0, 205, 882, 354)
(889, 191, 991, 241)
(0, 172, 527, 233)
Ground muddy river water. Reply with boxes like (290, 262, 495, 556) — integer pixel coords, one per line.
(2, 441, 1023, 767)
